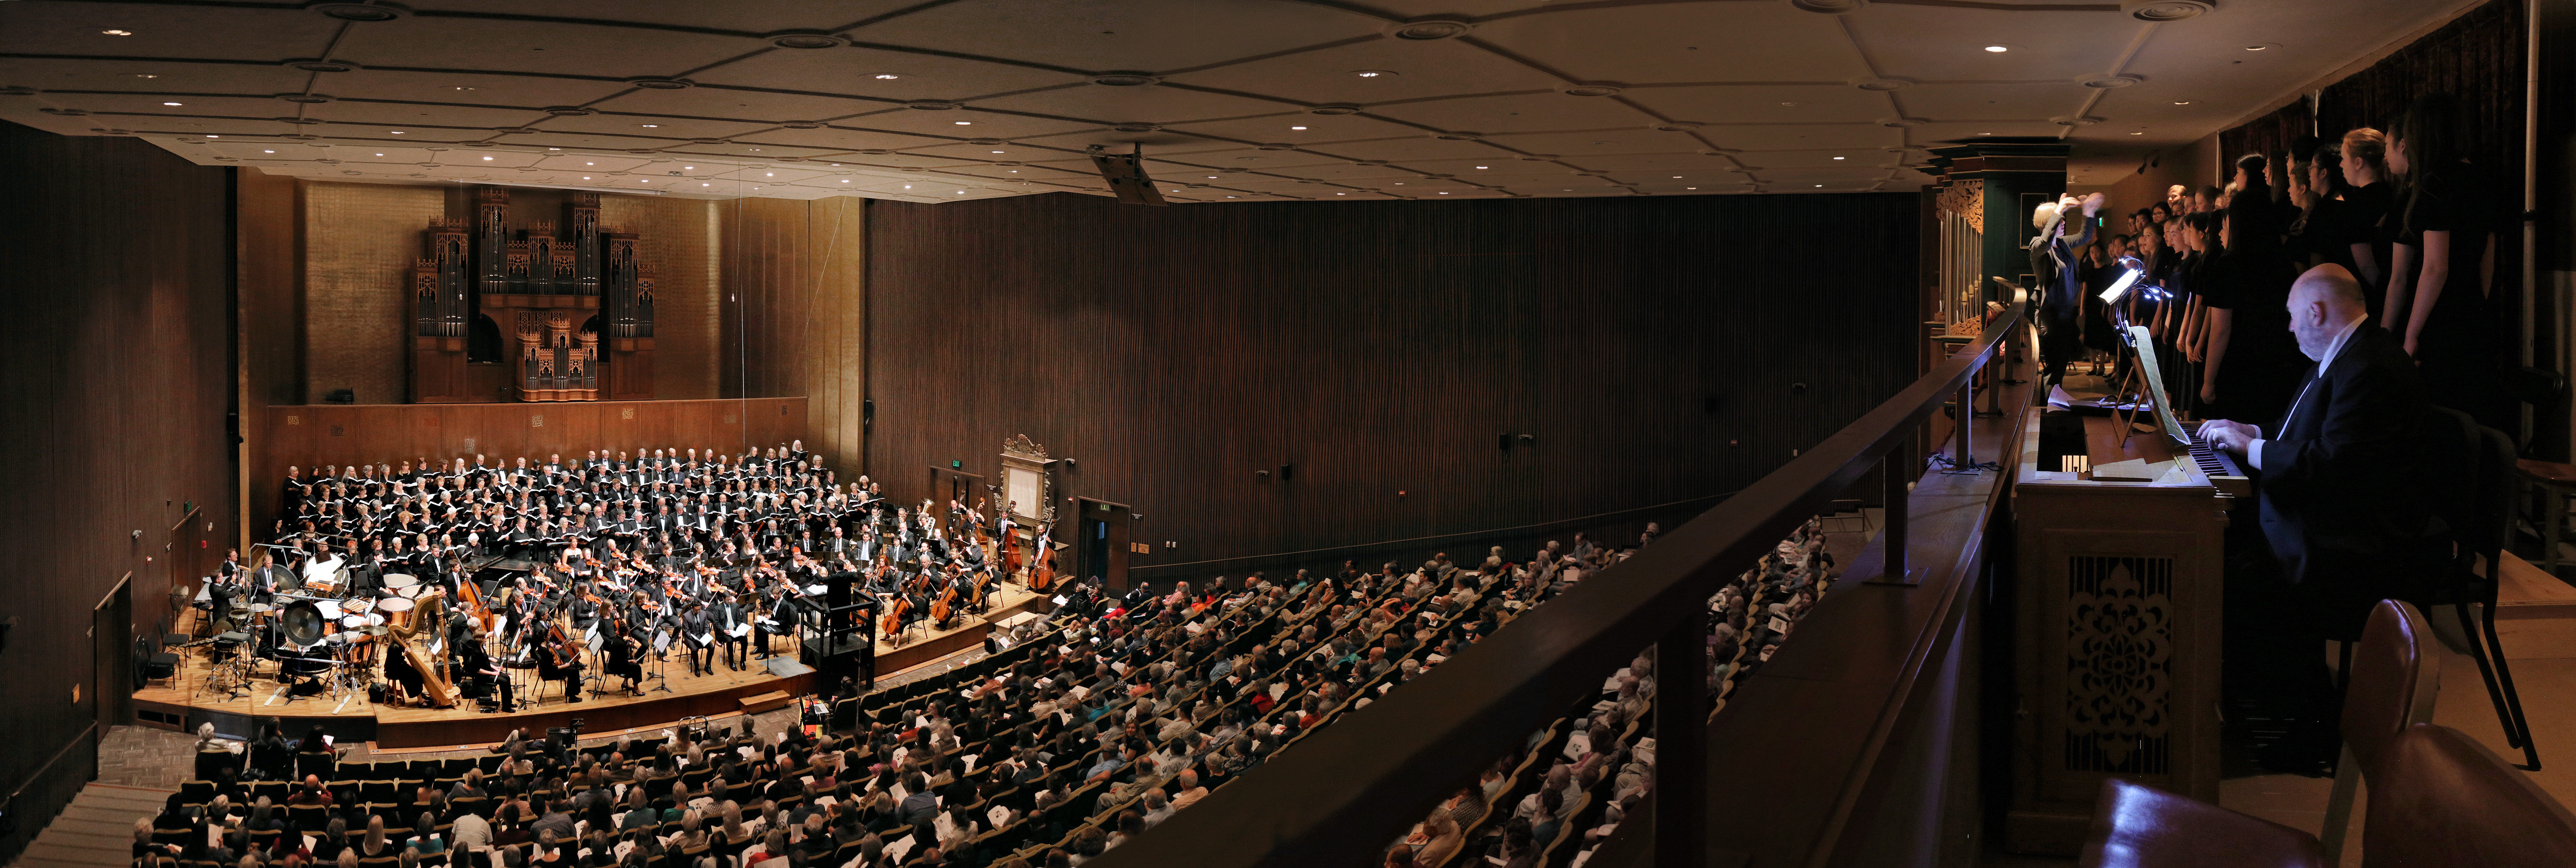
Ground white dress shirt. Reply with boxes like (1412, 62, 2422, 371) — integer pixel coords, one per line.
(2243, 315, 2366, 471)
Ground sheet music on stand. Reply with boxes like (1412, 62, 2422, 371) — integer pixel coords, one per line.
(2122, 325, 2194, 447)
(654, 631, 673, 654)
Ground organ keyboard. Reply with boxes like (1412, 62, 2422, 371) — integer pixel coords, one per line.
(2184, 430, 2251, 498)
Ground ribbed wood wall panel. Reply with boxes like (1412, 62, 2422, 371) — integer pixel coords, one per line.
(0, 121, 237, 863)
(718, 197, 868, 482)
(862, 192, 1919, 572)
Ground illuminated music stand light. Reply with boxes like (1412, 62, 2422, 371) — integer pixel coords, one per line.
(2095, 256, 2189, 447)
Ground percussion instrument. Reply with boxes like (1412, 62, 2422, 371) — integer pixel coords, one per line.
(303, 572, 346, 597)
(248, 603, 273, 615)
(361, 625, 389, 637)
(340, 615, 369, 629)
(344, 597, 375, 614)
(263, 563, 302, 594)
(383, 573, 418, 589)
(396, 585, 421, 599)
(280, 603, 330, 647)
(313, 598, 346, 618)
(378, 597, 415, 612)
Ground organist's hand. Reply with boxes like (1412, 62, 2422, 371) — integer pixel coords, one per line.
(2197, 420, 2257, 456)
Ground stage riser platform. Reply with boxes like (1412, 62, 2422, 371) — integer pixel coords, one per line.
(134, 586, 1043, 752)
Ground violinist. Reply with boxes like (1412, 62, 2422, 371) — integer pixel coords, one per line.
(758, 585, 799, 660)
(603, 618, 644, 695)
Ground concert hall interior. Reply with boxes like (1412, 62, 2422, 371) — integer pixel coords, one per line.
(13, 1, 2576, 867)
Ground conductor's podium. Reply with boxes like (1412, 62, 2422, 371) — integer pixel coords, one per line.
(2007, 408, 2237, 854)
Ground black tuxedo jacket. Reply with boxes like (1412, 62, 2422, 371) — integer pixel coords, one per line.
(2252, 325, 2435, 611)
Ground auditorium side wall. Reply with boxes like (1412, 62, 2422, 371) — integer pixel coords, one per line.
(861, 192, 1921, 576)
(0, 120, 238, 863)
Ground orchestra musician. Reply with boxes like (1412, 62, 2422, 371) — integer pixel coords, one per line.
(716, 592, 750, 672)
(680, 601, 714, 677)
(603, 618, 644, 695)
(538, 622, 586, 704)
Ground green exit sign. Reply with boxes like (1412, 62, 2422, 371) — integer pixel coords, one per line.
(951, 460, 962, 469)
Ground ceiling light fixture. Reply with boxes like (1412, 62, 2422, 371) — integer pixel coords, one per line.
(1355, 70, 1392, 78)
(481, 155, 492, 160)
(1815, 184, 1823, 187)
(875, 74, 899, 79)
(2129, 132, 2145, 135)
(1832, 156, 1845, 160)
(162, 101, 181, 106)
(264, 149, 275, 153)
(640, 124, 658, 128)
(1984, 45, 2008, 52)
(2173, 101, 2191, 105)
(102, 29, 134, 36)
(991, 150, 1004, 153)
(1290, 126, 1307, 130)
(841, 179, 849, 182)
(954, 121, 971, 125)
(389, 131, 404, 134)
(2245, 44, 2271, 51)
(205, 135, 218, 138)
(1686, 187, 1697, 190)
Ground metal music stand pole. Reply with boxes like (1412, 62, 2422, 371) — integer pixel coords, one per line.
(650, 629, 675, 694)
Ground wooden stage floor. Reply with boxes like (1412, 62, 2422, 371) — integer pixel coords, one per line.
(136, 584, 1045, 749)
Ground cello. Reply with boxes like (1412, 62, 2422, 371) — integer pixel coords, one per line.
(930, 574, 957, 629)
(881, 590, 911, 641)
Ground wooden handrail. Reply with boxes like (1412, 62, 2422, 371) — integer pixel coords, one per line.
(1092, 300, 2028, 868)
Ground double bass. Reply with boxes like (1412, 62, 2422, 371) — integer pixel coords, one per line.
(1030, 533, 1056, 592)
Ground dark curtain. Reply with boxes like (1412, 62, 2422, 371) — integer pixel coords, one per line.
(2313, 0, 2528, 353)
(2216, 99, 2316, 178)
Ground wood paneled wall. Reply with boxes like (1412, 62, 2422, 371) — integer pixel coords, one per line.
(245, 398, 806, 537)
(719, 197, 867, 482)
(862, 192, 1920, 575)
(0, 120, 236, 863)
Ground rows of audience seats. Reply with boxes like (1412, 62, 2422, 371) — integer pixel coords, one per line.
(142, 519, 1847, 868)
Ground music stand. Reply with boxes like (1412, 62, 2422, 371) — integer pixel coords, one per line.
(649, 628, 675, 694)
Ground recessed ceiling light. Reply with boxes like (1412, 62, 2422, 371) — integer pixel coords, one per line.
(375, 152, 384, 155)
(1984, 45, 2009, 52)
(841, 179, 849, 182)
(1815, 184, 1823, 187)
(1393, 182, 1403, 185)
(2129, 132, 2145, 135)
(162, 101, 182, 106)
(954, 191, 963, 194)
(102, 29, 133, 36)
(204, 135, 218, 138)
(1355, 70, 1393, 78)
(1980, 132, 1993, 135)
(991, 150, 1004, 154)
(1206, 176, 1216, 179)
(1226, 195, 1237, 198)
(452, 86, 475, 91)
(1476, 166, 1488, 169)
(903, 185, 910, 189)
(264, 149, 275, 153)
(684, 165, 693, 169)
(481, 156, 492, 160)
(702, 183, 711, 187)
(640, 124, 658, 128)
(765, 172, 773, 176)
(1009, 170, 1017, 173)
(638, 179, 647, 182)
(2245, 44, 2272, 51)
(954, 121, 971, 125)
(876, 74, 900, 79)
(1336, 192, 1346, 195)
(1779, 102, 1798, 107)
(586, 162, 594, 165)
(582, 176, 591, 179)
(1686, 187, 1697, 190)
(128, 73, 157, 78)
(548, 148, 560, 151)
(2172, 101, 2191, 105)
(389, 131, 404, 134)
(1671, 175, 1681, 178)
(1291, 125, 1307, 130)
(1832, 156, 1845, 160)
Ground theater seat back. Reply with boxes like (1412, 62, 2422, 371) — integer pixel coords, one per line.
(2341, 599, 2438, 785)
(2362, 723, 2576, 868)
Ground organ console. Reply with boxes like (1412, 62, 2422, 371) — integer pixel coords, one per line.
(2007, 408, 2237, 853)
